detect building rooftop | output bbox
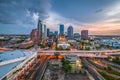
[65,55,80,62]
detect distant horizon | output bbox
[0,33,120,36]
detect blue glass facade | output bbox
[44,24,47,39]
[37,20,42,40]
[59,24,64,35]
[54,31,58,36]
[67,25,73,39]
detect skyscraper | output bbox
[47,28,50,37]
[67,25,73,39]
[59,24,64,35]
[37,20,42,41]
[81,30,88,40]
[30,29,39,43]
[54,31,58,37]
[44,24,47,39]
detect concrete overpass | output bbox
[37,49,120,53]
[37,49,120,58]
[0,57,26,66]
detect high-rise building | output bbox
[81,30,88,40]
[74,33,80,41]
[67,25,73,39]
[47,28,50,37]
[30,29,39,43]
[49,31,54,36]
[54,31,58,37]
[65,32,67,36]
[37,20,42,41]
[44,24,47,39]
[59,24,64,35]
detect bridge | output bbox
[37,49,120,58]
[1,53,37,80]
[0,57,26,66]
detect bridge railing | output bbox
[0,57,26,66]
[1,52,37,80]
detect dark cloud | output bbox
[0,0,51,25]
[95,9,103,13]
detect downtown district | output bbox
[0,20,120,80]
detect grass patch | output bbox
[106,69,120,76]
[99,72,119,80]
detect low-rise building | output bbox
[44,60,64,80]
[57,36,70,50]
[74,33,80,41]
[0,37,9,47]
[19,40,33,49]
[64,55,82,73]
[99,39,120,48]
[81,30,89,40]
[57,41,70,49]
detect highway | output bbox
[23,56,48,80]
[99,59,120,72]
[101,59,120,68]
[83,58,105,80]
[38,49,120,53]
[87,58,120,79]
[14,56,48,80]
[38,52,108,58]
[24,60,40,80]
[32,56,48,80]
[37,49,120,58]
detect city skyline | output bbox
[0,0,120,35]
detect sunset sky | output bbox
[0,0,120,35]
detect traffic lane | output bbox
[32,56,48,80]
[83,59,104,80]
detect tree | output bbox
[61,59,71,74]
[38,43,46,48]
[85,47,90,50]
[56,46,63,50]
[96,46,100,50]
[112,57,120,65]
